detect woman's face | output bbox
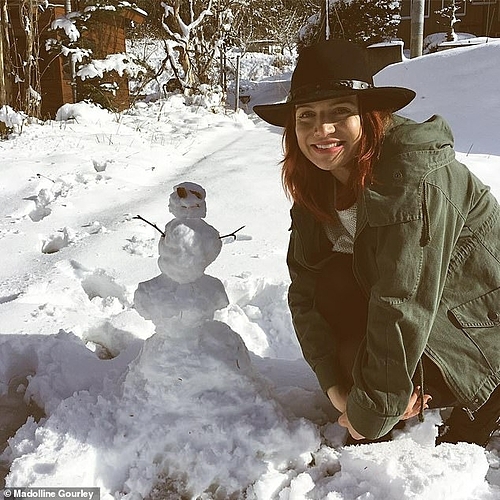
[295,96,362,183]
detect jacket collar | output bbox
[361,115,456,228]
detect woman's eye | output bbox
[296,111,314,120]
[332,107,353,115]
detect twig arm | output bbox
[134,215,166,237]
[219,225,245,241]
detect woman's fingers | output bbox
[338,412,365,440]
[400,387,432,420]
[327,385,348,413]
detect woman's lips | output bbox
[312,141,344,152]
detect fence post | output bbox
[234,54,241,112]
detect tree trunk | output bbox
[0,0,8,108]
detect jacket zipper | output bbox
[463,407,476,422]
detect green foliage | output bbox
[77,78,124,112]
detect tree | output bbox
[435,0,463,42]
[0,0,8,109]
[259,0,316,53]
[46,0,149,111]
[299,0,401,50]
[0,0,42,117]
[161,0,215,89]
[157,0,317,91]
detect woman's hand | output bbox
[338,412,365,440]
[337,386,432,441]
[327,385,348,413]
[400,386,432,420]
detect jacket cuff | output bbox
[314,355,342,393]
[346,394,400,439]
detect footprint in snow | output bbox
[41,228,74,254]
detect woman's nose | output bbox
[314,119,335,136]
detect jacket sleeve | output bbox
[347,179,465,439]
[287,225,345,393]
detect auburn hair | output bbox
[281,106,393,222]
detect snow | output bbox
[0,105,26,128]
[51,13,81,43]
[77,54,147,81]
[1,40,500,499]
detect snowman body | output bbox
[134,182,227,328]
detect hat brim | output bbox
[253,87,416,127]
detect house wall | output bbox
[79,12,130,112]
[5,1,142,118]
[39,5,74,119]
[397,0,500,46]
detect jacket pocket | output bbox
[449,286,500,328]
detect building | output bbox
[398,0,500,46]
[1,0,146,119]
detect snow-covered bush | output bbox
[423,32,476,53]
[0,105,27,138]
[47,0,152,111]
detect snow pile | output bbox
[422,32,477,53]
[118,324,319,499]
[4,323,319,499]
[335,439,490,499]
[375,40,500,155]
[0,105,25,129]
[55,101,115,122]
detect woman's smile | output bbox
[312,141,344,152]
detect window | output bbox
[400,0,431,19]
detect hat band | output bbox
[288,80,373,103]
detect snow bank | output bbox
[375,39,500,155]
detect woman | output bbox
[254,39,500,446]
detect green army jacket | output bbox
[287,114,500,439]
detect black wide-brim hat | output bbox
[253,39,416,127]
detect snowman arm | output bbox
[134,215,166,237]
[219,225,245,241]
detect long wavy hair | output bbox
[282,106,393,222]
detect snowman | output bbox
[134,182,229,328]
[124,183,321,498]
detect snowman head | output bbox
[168,182,207,219]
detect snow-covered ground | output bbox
[1,40,500,499]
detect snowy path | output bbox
[0,111,290,340]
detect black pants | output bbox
[314,252,456,407]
